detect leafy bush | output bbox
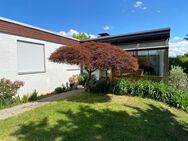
[78,73,88,86]
[87,75,97,92]
[0,98,15,109]
[0,78,24,109]
[87,76,110,93]
[54,87,64,94]
[28,90,38,101]
[113,79,188,112]
[0,78,24,99]
[95,79,110,93]
[169,66,188,90]
[22,95,29,103]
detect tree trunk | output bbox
[105,69,108,81]
[88,71,92,80]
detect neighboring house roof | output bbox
[82,28,170,44]
[0,17,79,46]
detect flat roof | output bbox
[83,28,170,44]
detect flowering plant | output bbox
[68,75,79,87]
[0,78,24,99]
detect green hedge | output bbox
[113,79,188,112]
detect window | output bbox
[17,41,45,74]
[137,50,164,76]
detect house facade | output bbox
[0,17,170,95]
[0,17,80,95]
[84,28,170,78]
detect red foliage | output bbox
[135,56,153,71]
[49,41,138,73]
[49,45,90,66]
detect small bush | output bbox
[95,79,110,93]
[169,66,188,90]
[0,78,24,99]
[0,78,24,109]
[78,73,88,86]
[87,75,97,92]
[54,87,64,94]
[113,79,188,112]
[28,90,38,101]
[22,95,29,103]
[0,98,15,109]
[87,76,110,93]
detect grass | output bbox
[0,92,187,141]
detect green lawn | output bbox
[0,92,188,141]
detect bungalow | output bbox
[84,28,170,79]
[0,17,170,95]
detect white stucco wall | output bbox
[0,32,80,95]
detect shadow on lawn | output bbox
[64,93,112,104]
[11,102,188,141]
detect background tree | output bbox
[49,41,138,81]
[169,52,188,74]
[73,33,91,40]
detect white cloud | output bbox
[169,40,188,57]
[134,1,143,8]
[89,34,97,39]
[59,29,79,37]
[103,25,110,31]
[58,29,97,39]
[172,36,183,41]
[133,1,147,10]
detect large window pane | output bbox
[137,50,164,76]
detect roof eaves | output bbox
[0,16,80,41]
[83,28,170,42]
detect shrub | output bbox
[78,73,88,86]
[87,76,110,93]
[0,98,15,109]
[0,78,24,99]
[28,90,38,101]
[0,78,24,109]
[95,79,110,93]
[169,66,188,90]
[54,87,64,94]
[22,95,29,103]
[113,79,188,112]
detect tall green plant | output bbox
[113,79,188,112]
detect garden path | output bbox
[0,89,84,120]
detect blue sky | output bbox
[0,0,188,56]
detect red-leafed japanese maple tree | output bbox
[49,41,138,80]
